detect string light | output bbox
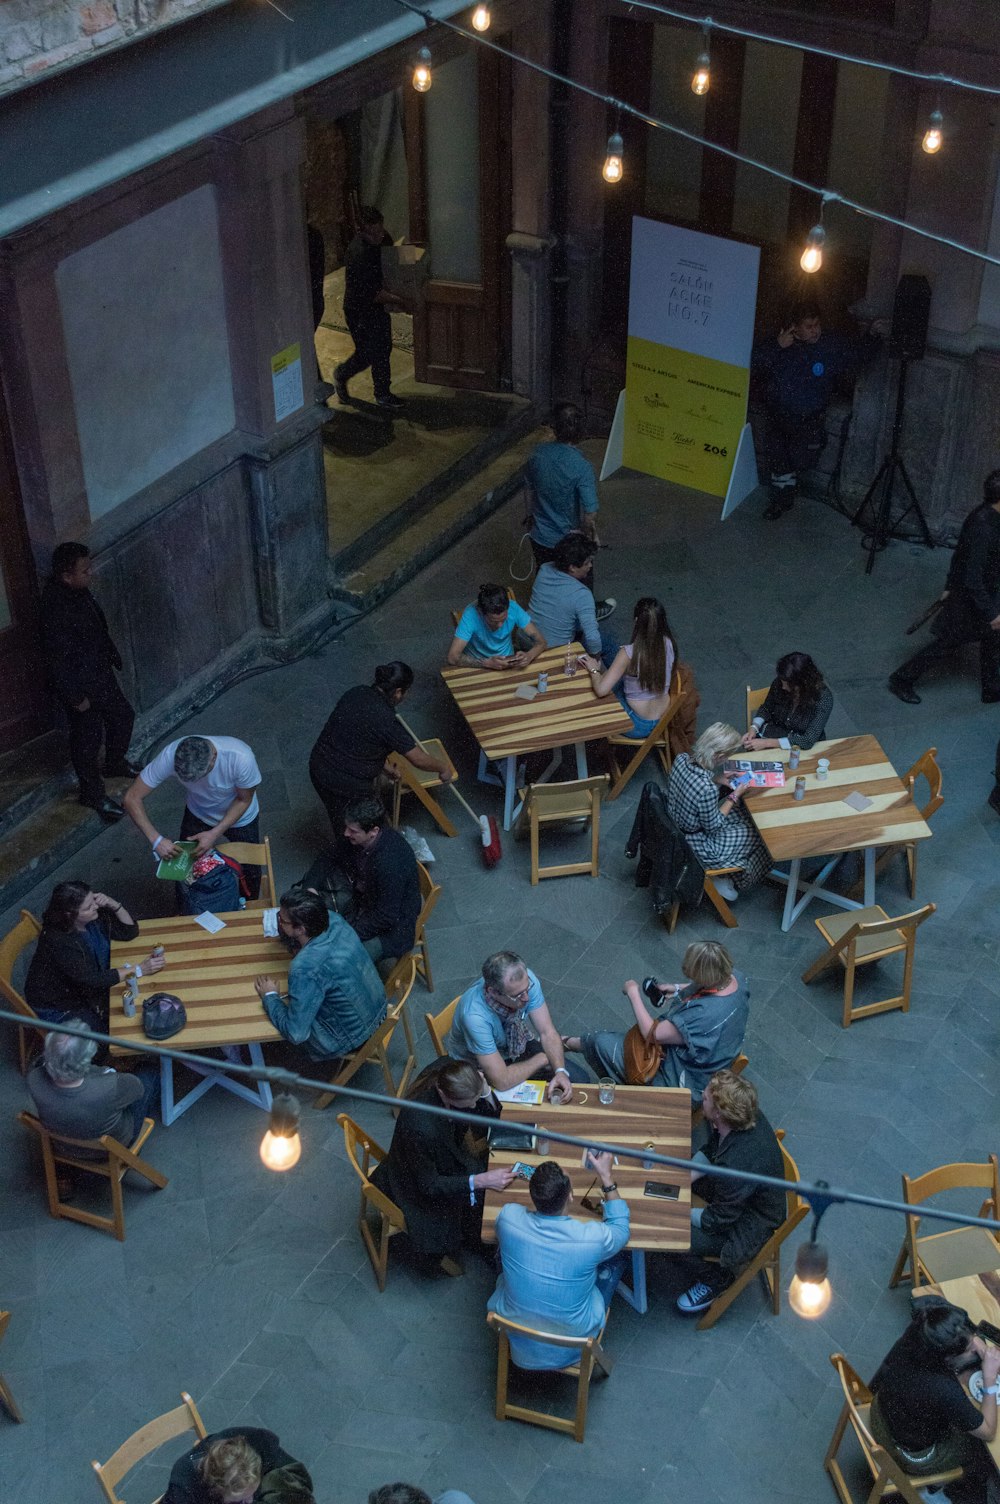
[471,3,491,31]
[790,1240,832,1318]
[691,26,711,95]
[800,224,826,274]
[602,131,624,183]
[922,108,944,154]
[411,45,433,92]
[259,1092,302,1171]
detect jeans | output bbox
[65,677,135,804]
[595,1248,628,1308]
[120,1064,161,1141]
[361,934,399,981]
[336,308,393,399]
[613,687,660,740]
[179,808,261,899]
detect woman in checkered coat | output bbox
[666,722,771,900]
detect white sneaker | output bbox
[713,876,738,901]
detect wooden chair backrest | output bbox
[415,862,442,943]
[904,747,944,824]
[92,1392,207,1504]
[384,955,417,1012]
[487,1310,599,1361]
[903,1153,1000,1225]
[746,685,769,731]
[18,1109,129,1166]
[217,835,276,908]
[0,1310,10,1347]
[609,681,684,751]
[425,996,459,1057]
[0,910,41,1014]
[832,902,936,956]
[522,774,608,820]
[337,1112,405,1226]
[778,1136,810,1223]
[829,1351,877,1450]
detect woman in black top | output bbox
[308,661,452,835]
[25,881,164,1049]
[742,650,832,751]
[162,1427,311,1504]
[869,1301,998,1497]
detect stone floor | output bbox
[2,459,999,1504]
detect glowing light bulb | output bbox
[789,1241,832,1318]
[602,133,624,184]
[412,47,432,93]
[691,53,711,96]
[259,1093,302,1172]
[471,3,491,31]
[800,224,826,274]
[922,109,943,154]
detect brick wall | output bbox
[0,0,230,95]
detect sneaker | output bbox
[713,876,738,901]
[677,1280,716,1314]
[333,372,350,403]
[375,392,405,410]
[888,673,921,705]
[595,597,617,622]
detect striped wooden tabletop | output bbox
[744,735,932,862]
[482,1086,692,1251]
[110,910,287,1053]
[918,1269,1000,1471]
[442,644,632,760]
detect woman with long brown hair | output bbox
[580,595,678,738]
[742,650,832,751]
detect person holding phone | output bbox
[665,722,771,901]
[674,1070,784,1315]
[446,583,546,671]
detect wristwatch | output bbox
[601,1182,617,1196]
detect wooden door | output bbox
[0,406,49,752]
[407,44,510,390]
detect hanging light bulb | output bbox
[800,224,826,274]
[789,1238,832,1319]
[691,51,711,96]
[471,3,491,31]
[260,1092,302,1172]
[412,46,433,93]
[922,109,944,154]
[602,132,624,184]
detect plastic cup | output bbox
[598,1078,615,1105]
[816,758,830,781]
[564,650,578,677]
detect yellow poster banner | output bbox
[622,335,750,499]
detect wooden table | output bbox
[917,1267,1000,1475]
[482,1085,692,1314]
[442,643,632,829]
[111,910,288,1125]
[743,735,932,931]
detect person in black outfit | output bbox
[674,1069,785,1315]
[741,651,833,751]
[371,1057,514,1268]
[306,222,326,333]
[890,469,1000,705]
[990,737,1000,817]
[308,661,452,838]
[38,541,137,819]
[162,1427,312,1504]
[751,299,884,520]
[333,205,404,410]
[340,794,422,977]
[24,881,164,1059]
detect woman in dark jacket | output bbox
[675,1068,785,1315]
[25,881,164,1044]
[371,1057,514,1265]
[742,650,833,751]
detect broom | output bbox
[396,717,503,868]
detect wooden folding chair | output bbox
[413,861,442,990]
[690,1053,749,1129]
[603,673,686,802]
[824,1352,963,1504]
[312,956,418,1110]
[425,995,459,1057]
[217,834,276,908]
[0,909,43,1074]
[17,1111,167,1242]
[388,740,459,838]
[666,864,741,932]
[0,1311,23,1423]
[92,1391,207,1504]
[694,1133,810,1330]
[337,1114,407,1291]
[745,685,769,731]
[515,774,609,883]
[888,1154,1000,1289]
[801,902,935,1028]
[848,748,943,901]
[487,1310,613,1443]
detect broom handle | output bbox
[395,715,483,828]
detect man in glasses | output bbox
[447,949,588,1102]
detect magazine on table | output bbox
[496,1080,548,1104]
[722,759,786,788]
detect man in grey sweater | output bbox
[528,533,617,664]
[27,1031,157,1154]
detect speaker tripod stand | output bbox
[851,354,934,575]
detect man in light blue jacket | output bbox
[487,1152,629,1369]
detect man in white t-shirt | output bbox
[123,735,263,896]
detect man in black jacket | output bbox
[332,205,404,410]
[162,1427,311,1504]
[341,795,422,977]
[39,542,137,819]
[890,469,1000,705]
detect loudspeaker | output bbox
[889,274,931,360]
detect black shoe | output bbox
[888,673,921,705]
[987,788,1000,817]
[375,393,405,410]
[80,796,125,821]
[982,690,1000,704]
[104,761,140,778]
[764,492,795,520]
[333,373,350,403]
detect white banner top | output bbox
[627,218,759,367]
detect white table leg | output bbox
[781,858,801,932]
[616,1249,648,1313]
[502,755,517,830]
[574,741,588,778]
[159,1055,177,1126]
[863,846,875,906]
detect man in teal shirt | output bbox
[446,583,546,671]
[254,890,385,1060]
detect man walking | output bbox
[889,469,1000,705]
[39,542,137,820]
[524,403,615,620]
[333,206,404,410]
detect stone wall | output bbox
[0,0,228,95]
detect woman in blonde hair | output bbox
[562,942,748,1096]
[162,1428,311,1504]
[580,595,678,738]
[665,721,770,899]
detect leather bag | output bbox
[622,1023,663,1084]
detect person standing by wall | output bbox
[333,205,404,410]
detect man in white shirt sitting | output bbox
[123,734,263,896]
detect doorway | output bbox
[0,406,48,754]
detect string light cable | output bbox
[387,0,1000,270]
[8,1007,1000,1250]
